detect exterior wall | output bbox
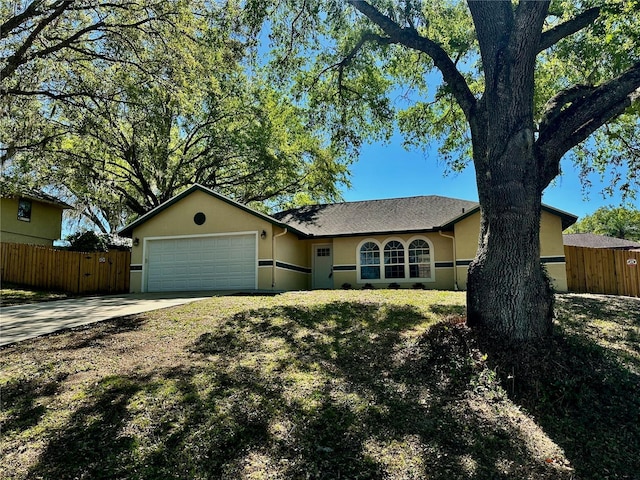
[271,229,310,291]
[129,190,277,292]
[453,213,481,291]
[540,210,569,292]
[330,232,455,290]
[0,197,64,246]
[454,210,569,292]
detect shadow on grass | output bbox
[60,315,147,351]
[16,297,637,479]
[476,294,640,480]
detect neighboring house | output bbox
[119,184,577,293]
[563,233,640,251]
[0,189,71,246]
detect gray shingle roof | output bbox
[563,233,640,249]
[0,182,72,209]
[273,196,479,237]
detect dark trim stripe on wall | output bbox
[275,261,312,274]
[435,262,454,268]
[455,257,566,267]
[333,265,356,271]
[130,265,143,271]
[258,260,273,267]
[541,256,566,264]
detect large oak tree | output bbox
[1,1,348,232]
[257,0,640,341]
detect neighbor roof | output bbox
[563,233,640,250]
[0,183,72,209]
[272,196,479,237]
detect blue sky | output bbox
[339,135,639,221]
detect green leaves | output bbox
[565,205,640,240]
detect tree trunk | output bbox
[466,130,554,341]
[466,197,554,341]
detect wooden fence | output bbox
[0,242,130,294]
[564,245,640,298]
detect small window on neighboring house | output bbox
[317,247,331,257]
[360,241,381,279]
[17,198,32,222]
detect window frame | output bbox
[17,198,32,222]
[358,240,381,280]
[356,236,435,284]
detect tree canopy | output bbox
[566,206,640,240]
[247,0,640,339]
[2,0,639,340]
[1,0,348,232]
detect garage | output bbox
[145,234,257,292]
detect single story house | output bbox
[563,233,640,251]
[0,187,71,246]
[119,184,577,293]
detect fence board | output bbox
[565,245,640,298]
[0,243,130,294]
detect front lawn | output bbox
[0,283,70,306]
[1,290,638,479]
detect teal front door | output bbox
[313,244,333,289]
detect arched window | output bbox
[356,237,435,283]
[409,239,431,278]
[384,240,405,279]
[359,241,380,279]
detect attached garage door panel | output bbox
[146,235,256,292]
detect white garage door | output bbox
[145,234,256,292]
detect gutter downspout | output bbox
[439,230,458,290]
[272,227,288,288]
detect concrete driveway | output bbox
[0,292,212,347]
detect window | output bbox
[359,241,380,279]
[317,247,331,257]
[17,198,32,222]
[409,239,431,278]
[357,237,434,283]
[384,241,405,278]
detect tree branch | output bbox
[538,6,600,53]
[537,62,640,188]
[0,0,44,39]
[346,0,476,122]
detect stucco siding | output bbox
[331,233,455,289]
[453,210,569,292]
[272,230,310,291]
[0,197,64,245]
[129,190,276,292]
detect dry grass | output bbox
[1,290,638,479]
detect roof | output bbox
[273,196,479,237]
[118,184,578,239]
[563,233,640,250]
[0,183,72,209]
[118,184,304,238]
[439,203,578,231]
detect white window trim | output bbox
[356,236,435,284]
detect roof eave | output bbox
[117,184,308,238]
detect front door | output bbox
[313,244,333,289]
